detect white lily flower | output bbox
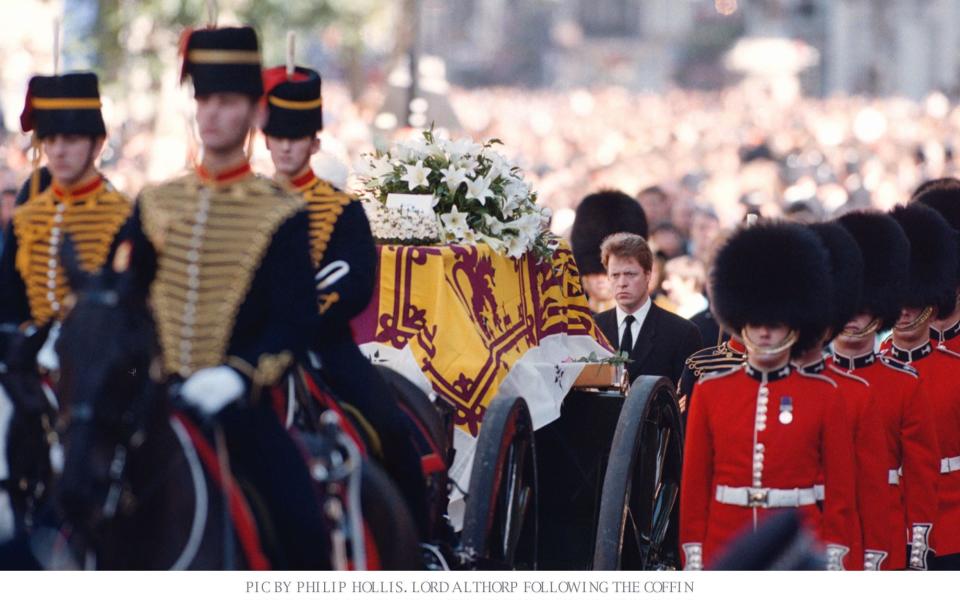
[465,175,495,205]
[440,205,469,236]
[401,160,432,191]
[440,165,470,193]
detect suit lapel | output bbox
[630,303,658,367]
[597,310,619,350]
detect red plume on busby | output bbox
[836,211,910,330]
[889,203,959,317]
[912,177,960,282]
[570,190,648,275]
[808,221,864,340]
[710,220,832,357]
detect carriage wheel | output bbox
[360,458,422,570]
[460,396,538,569]
[592,375,683,570]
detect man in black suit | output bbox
[594,233,702,387]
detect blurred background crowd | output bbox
[5,0,960,327]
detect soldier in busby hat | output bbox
[912,177,960,353]
[570,190,648,313]
[830,210,940,570]
[881,203,960,570]
[0,72,130,363]
[260,63,428,533]
[680,221,856,570]
[790,222,889,570]
[119,25,330,568]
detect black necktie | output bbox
[620,314,635,353]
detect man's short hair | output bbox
[664,256,706,291]
[600,232,653,272]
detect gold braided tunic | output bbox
[289,170,352,269]
[137,166,305,382]
[11,174,131,325]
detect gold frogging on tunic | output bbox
[298,178,352,269]
[12,181,131,325]
[138,174,303,382]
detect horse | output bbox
[0,323,57,545]
[50,237,421,570]
[47,242,251,569]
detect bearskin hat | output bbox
[711,221,832,357]
[808,221,864,340]
[889,203,958,317]
[570,190,648,275]
[836,211,910,330]
[913,177,960,281]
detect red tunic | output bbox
[828,350,940,569]
[930,319,960,355]
[680,363,856,569]
[800,359,889,570]
[885,341,960,557]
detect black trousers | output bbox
[314,337,428,537]
[930,551,960,570]
[219,402,331,569]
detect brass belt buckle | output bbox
[748,487,770,508]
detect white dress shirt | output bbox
[616,297,652,352]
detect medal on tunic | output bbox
[778,396,794,425]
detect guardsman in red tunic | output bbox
[0,73,131,337]
[830,210,941,570]
[883,203,960,570]
[912,179,960,356]
[680,222,856,570]
[791,222,888,571]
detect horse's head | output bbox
[54,234,157,530]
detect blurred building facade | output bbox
[418,0,960,99]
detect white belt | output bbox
[715,485,818,508]
[814,484,824,501]
[889,469,901,485]
[942,456,960,474]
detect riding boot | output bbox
[218,402,331,569]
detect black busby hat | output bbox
[261,66,323,138]
[180,26,263,98]
[20,72,106,139]
[711,221,832,357]
[571,190,649,275]
[808,222,864,340]
[889,203,958,317]
[836,211,910,330]
[912,178,960,281]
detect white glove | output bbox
[36,321,61,372]
[315,260,350,291]
[180,366,246,416]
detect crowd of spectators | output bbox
[4,79,960,319]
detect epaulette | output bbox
[826,364,869,387]
[796,368,838,388]
[935,344,960,361]
[697,364,742,384]
[685,343,745,378]
[879,355,919,378]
